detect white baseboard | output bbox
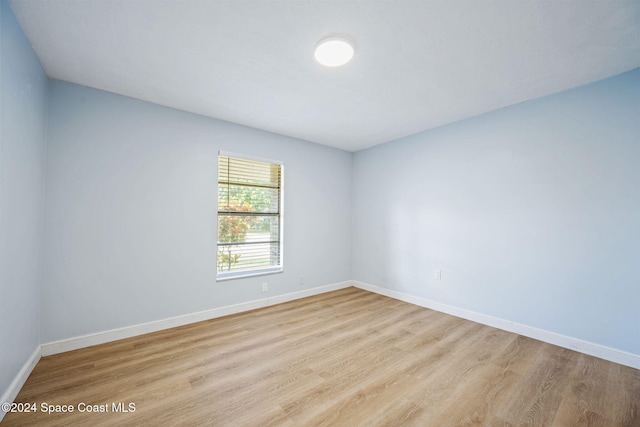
[0,346,41,423]
[41,281,353,357]
[353,281,640,370]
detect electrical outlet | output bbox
[262,282,268,292]
[299,276,304,285]
[435,270,442,280]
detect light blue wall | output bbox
[0,0,48,397]
[42,80,352,342]
[353,69,640,355]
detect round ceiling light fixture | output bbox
[314,36,354,67]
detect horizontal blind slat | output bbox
[219,156,281,188]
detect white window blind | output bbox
[217,153,283,279]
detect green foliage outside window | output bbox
[217,200,252,272]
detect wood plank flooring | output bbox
[2,287,639,426]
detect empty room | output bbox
[1,0,639,425]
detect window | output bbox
[217,152,283,279]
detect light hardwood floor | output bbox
[2,287,639,426]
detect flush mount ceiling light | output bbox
[314,36,354,67]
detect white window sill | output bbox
[216,268,283,282]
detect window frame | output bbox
[216,151,284,281]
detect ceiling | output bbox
[8,0,640,152]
